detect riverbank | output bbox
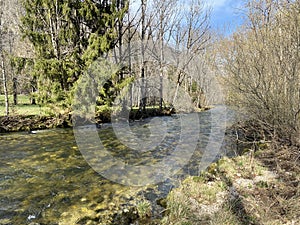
[160,143,300,225]
[0,107,175,133]
[0,114,72,133]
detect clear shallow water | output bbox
[0,107,233,224]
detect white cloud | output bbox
[209,0,228,9]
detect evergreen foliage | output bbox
[20,0,128,111]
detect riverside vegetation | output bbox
[0,0,299,224]
[161,134,300,225]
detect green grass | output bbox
[0,94,49,117]
[0,94,31,105]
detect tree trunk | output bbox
[31,77,36,105]
[13,77,17,105]
[0,0,9,115]
[172,82,180,109]
[1,55,9,116]
[117,0,124,80]
[159,12,164,111]
[159,75,163,111]
[140,0,146,111]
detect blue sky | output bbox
[129,0,246,35]
[209,0,245,34]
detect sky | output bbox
[129,0,246,35]
[209,0,245,34]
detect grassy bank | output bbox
[161,144,300,225]
[0,94,69,132]
[0,95,174,132]
[0,94,49,117]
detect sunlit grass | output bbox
[0,95,49,116]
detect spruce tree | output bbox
[20,0,127,110]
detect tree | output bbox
[0,0,9,116]
[169,0,211,108]
[0,0,36,107]
[221,0,300,145]
[20,0,127,111]
[152,0,179,110]
[125,0,211,110]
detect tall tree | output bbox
[1,0,22,106]
[152,0,179,110]
[122,0,211,110]
[170,0,211,108]
[139,0,146,110]
[0,0,9,116]
[20,0,126,109]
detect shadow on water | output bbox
[0,106,235,224]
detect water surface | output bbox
[0,107,233,224]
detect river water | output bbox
[0,106,234,225]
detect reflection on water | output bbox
[0,107,233,224]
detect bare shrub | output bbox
[220,0,300,146]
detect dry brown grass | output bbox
[161,144,300,225]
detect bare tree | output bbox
[139,0,147,110]
[170,0,211,108]
[115,0,211,111]
[0,0,9,116]
[221,0,300,145]
[151,0,179,110]
[0,0,33,110]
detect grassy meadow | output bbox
[0,95,49,117]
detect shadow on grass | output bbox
[218,173,261,225]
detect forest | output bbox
[0,0,213,115]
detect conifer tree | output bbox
[20,0,127,108]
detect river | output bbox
[0,106,235,225]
